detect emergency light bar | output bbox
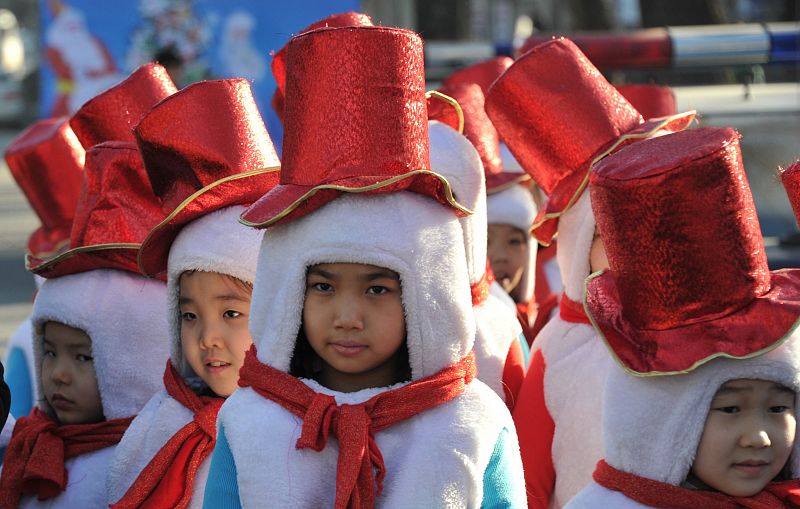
[518,22,799,69]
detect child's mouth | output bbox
[330,341,368,357]
[50,393,74,410]
[732,460,769,477]
[205,360,231,374]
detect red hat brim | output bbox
[485,172,531,195]
[241,170,471,228]
[531,111,696,246]
[137,167,281,277]
[27,224,72,260]
[26,244,145,279]
[586,268,800,376]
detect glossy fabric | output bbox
[617,84,677,120]
[587,127,800,374]
[133,79,280,276]
[242,26,463,228]
[4,118,85,258]
[780,160,800,224]
[69,63,176,149]
[27,142,165,277]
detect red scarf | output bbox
[471,262,495,306]
[0,407,131,508]
[559,295,592,325]
[237,345,476,509]
[594,459,800,509]
[111,361,224,509]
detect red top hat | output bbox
[70,63,177,149]
[5,118,85,259]
[26,141,166,278]
[271,12,373,123]
[135,79,281,277]
[617,84,677,120]
[242,26,469,228]
[485,38,695,246]
[586,127,800,376]
[442,56,513,95]
[780,161,800,225]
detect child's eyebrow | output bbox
[364,270,399,282]
[213,293,250,303]
[714,386,750,395]
[308,267,335,279]
[178,296,193,305]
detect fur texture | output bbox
[556,191,595,302]
[30,269,169,420]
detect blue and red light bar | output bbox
[518,22,799,69]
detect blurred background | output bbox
[0,0,798,353]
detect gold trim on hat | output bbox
[240,168,474,229]
[485,173,532,196]
[26,243,142,273]
[426,90,465,134]
[27,237,72,261]
[582,269,799,377]
[137,166,281,275]
[530,110,698,247]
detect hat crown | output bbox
[70,63,177,148]
[486,38,643,196]
[780,160,800,226]
[592,127,769,330]
[280,26,430,187]
[5,118,84,233]
[617,84,677,120]
[135,79,280,212]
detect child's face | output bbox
[689,378,796,496]
[40,321,104,424]
[179,271,253,397]
[487,223,528,300]
[303,263,406,392]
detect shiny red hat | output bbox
[781,161,800,227]
[617,84,677,120]
[70,63,177,148]
[271,12,373,122]
[442,56,513,95]
[26,141,165,278]
[586,127,800,376]
[135,79,281,277]
[485,38,695,246]
[5,118,85,259]
[242,26,468,228]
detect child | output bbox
[204,25,525,508]
[3,118,85,420]
[0,137,170,509]
[428,84,527,409]
[484,38,695,508]
[567,126,800,506]
[106,78,280,509]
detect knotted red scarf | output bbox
[471,260,496,306]
[111,361,224,509]
[559,295,591,325]
[237,345,477,509]
[594,459,800,509]
[0,407,131,508]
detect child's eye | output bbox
[509,238,525,246]
[716,406,740,414]
[76,354,93,363]
[769,405,791,413]
[181,312,197,321]
[367,286,389,295]
[311,282,333,292]
[43,349,56,358]
[223,310,242,319]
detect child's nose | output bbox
[51,359,72,385]
[198,321,225,349]
[333,298,364,331]
[739,424,772,449]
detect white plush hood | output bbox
[487,184,538,304]
[249,192,475,381]
[556,190,596,302]
[603,331,800,485]
[30,269,169,420]
[166,205,264,380]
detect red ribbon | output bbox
[0,408,131,508]
[111,361,223,509]
[238,345,476,509]
[594,459,800,509]
[471,261,496,306]
[559,295,591,325]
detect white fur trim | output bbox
[31,270,169,420]
[166,205,263,379]
[106,390,209,508]
[603,330,800,485]
[18,446,116,508]
[487,185,539,304]
[556,190,595,302]
[473,295,524,401]
[490,280,516,310]
[219,378,517,507]
[250,192,475,380]
[564,481,651,509]
[536,316,613,507]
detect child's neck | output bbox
[318,353,408,393]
